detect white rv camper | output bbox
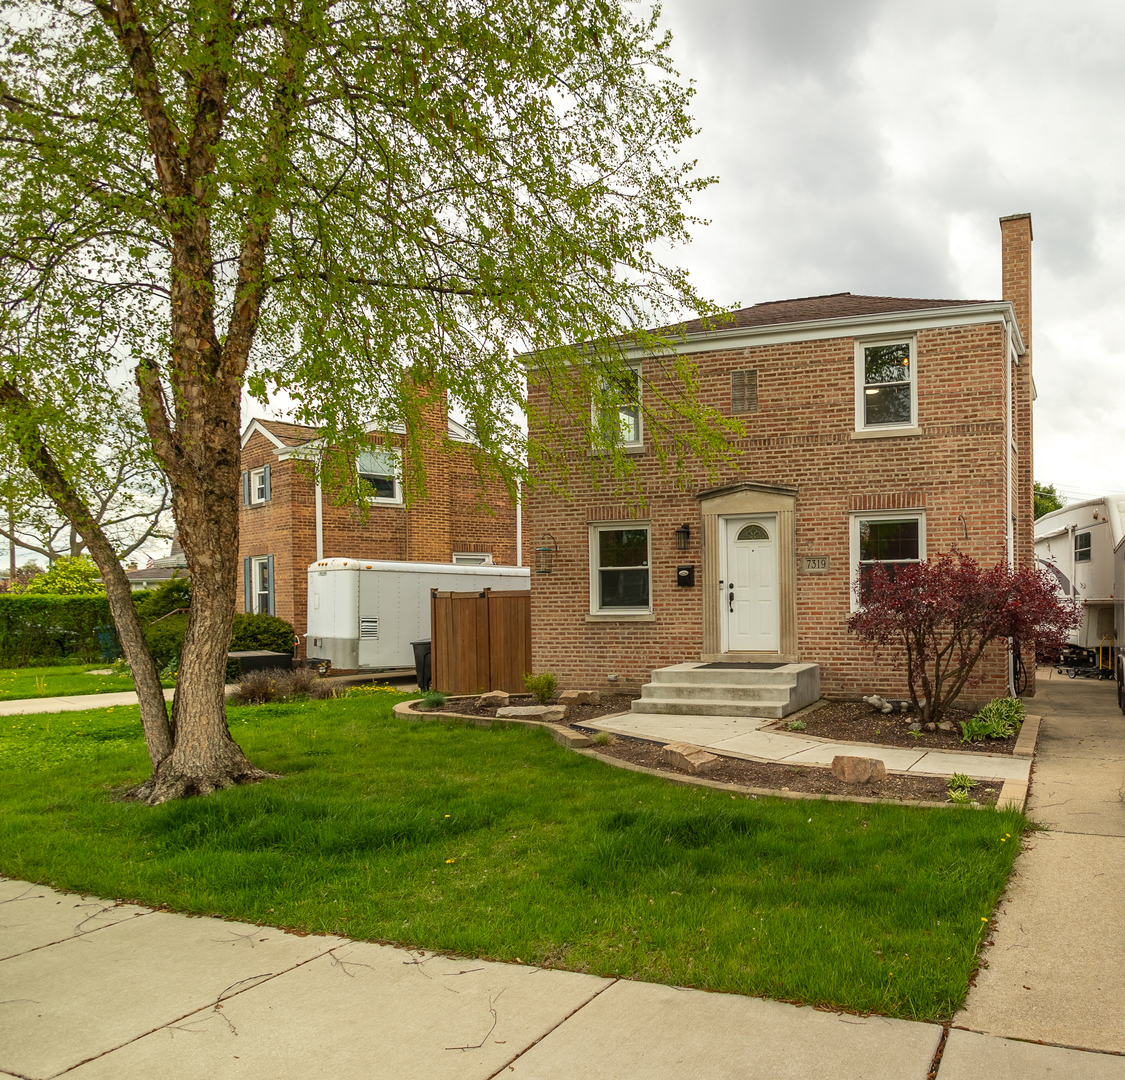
[1034,496,1125,677]
[305,558,531,672]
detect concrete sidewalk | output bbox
[584,708,1033,784]
[0,688,176,717]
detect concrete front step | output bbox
[632,661,820,720]
[640,681,790,703]
[632,697,791,719]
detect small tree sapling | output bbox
[847,551,1081,726]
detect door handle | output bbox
[728,590,734,613]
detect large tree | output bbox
[0,0,735,801]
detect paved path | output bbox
[0,687,177,717]
[955,672,1125,1058]
[584,708,1032,783]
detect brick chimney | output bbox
[403,382,452,564]
[1000,212,1034,572]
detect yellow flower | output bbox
[444,814,450,818]
[445,858,455,864]
[981,917,988,922]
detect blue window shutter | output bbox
[266,555,274,615]
[243,557,252,613]
[263,464,271,501]
[242,471,250,506]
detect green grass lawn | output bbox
[0,691,1026,1021]
[0,664,175,701]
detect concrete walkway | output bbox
[584,708,1033,784]
[0,687,177,717]
[955,673,1125,1059]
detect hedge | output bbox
[0,594,115,666]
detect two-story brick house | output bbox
[238,412,522,657]
[525,214,1036,709]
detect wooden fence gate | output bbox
[430,588,532,695]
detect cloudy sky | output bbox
[656,0,1125,503]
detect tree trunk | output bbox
[127,396,276,805]
[0,381,174,766]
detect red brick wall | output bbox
[237,430,519,657]
[526,318,1026,703]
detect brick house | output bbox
[525,213,1036,710]
[238,413,522,657]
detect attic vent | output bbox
[731,370,758,413]
[360,618,379,639]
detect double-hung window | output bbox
[244,554,274,615]
[243,465,270,506]
[1075,531,1092,562]
[590,524,651,613]
[593,365,642,449]
[856,339,916,429]
[356,448,403,504]
[850,512,924,606]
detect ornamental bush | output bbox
[230,613,296,654]
[847,551,1082,726]
[0,593,113,665]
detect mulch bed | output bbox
[581,732,1001,806]
[425,692,641,725]
[777,700,1020,756]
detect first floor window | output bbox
[851,513,924,605]
[356,448,402,503]
[591,524,650,612]
[244,554,274,615]
[453,553,493,565]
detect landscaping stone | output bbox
[496,705,568,723]
[924,723,937,732]
[908,722,922,732]
[550,725,592,748]
[938,721,955,732]
[559,689,601,706]
[661,741,721,774]
[478,690,510,708]
[831,755,888,784]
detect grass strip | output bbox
[0,664,174,701]
[0,692,1026,1021]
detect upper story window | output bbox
[356,448,403,504]
[243,465,270,506]
[1075,531,1092,562]
[593,365,642,448]
[856,339,916,430]
[590,524,651,612]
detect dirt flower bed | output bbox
[776,700,1020,755]
[583,733,1002,806]
[423,692,640,725]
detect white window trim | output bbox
[590,364,643,450]
[357,446,404,505]
[589,521,652,615]
[854,335,917,432]
[452,552,493,565]
[848,510,926,611]
[251,555,272,615]
[250,467,267,505]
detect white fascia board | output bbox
[616,303,1026,360]
[240,419,287,450]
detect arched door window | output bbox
[736,523,769,541]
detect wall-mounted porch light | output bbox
[674,523,691,550]
[535,533,558,574]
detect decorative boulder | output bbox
[830,755,888,784]
[559,689,601,706]
[662,741,721,775]
[496,705,568,723]
[479,690,510,708]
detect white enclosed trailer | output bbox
[1034,496,1125,674]
[305,558,531,672]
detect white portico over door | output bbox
[722,516,779,653]
[697,481,798,662]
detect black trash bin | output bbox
[410,639,432,691]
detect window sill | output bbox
[850,425,921,441]
[585,612,656,623]
[587,444,646,457]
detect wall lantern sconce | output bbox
[674,523,691,550]
[535,534,558,575]
[956,514,969,540]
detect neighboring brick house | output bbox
[525,213,1036,707]
[238,414,521,657]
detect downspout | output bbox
[315,477,324,562]
[1005,321,1016,695]
[516,486,523,567]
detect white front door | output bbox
[722,515,779,652]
